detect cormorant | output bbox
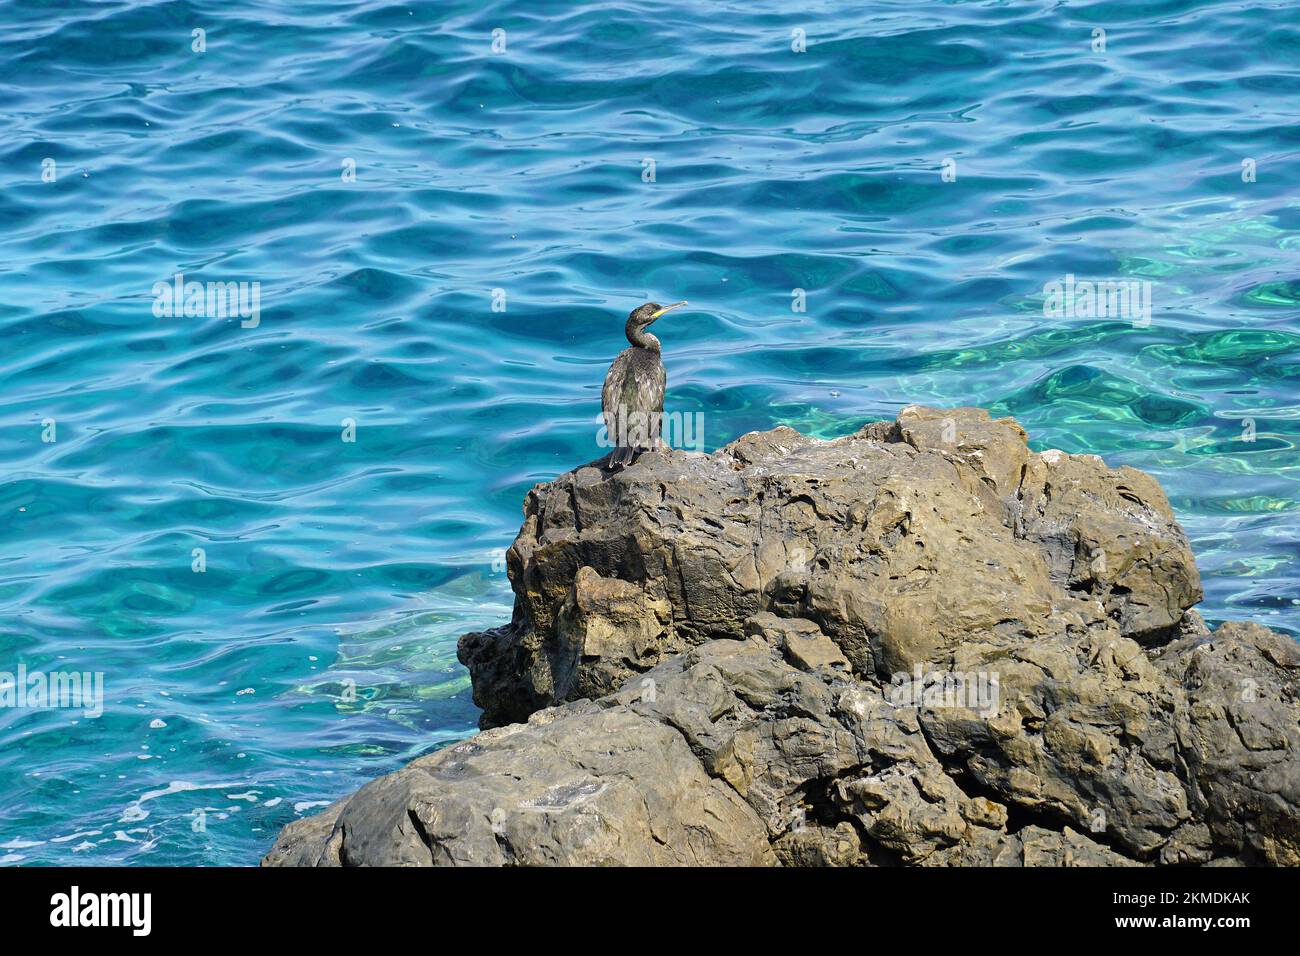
[602,300,688,468]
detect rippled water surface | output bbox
[1,0,1297,865]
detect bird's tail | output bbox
[608,446,637,469]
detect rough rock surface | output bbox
[266,407,1298,867]
[460,405,1201,724]
[264,697,771,866]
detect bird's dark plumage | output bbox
[602,301,686,469]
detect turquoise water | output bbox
[1,0,1297,865]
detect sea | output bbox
[0,0,1296,864]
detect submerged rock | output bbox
[266,407,1298,867]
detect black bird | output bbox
[602,300,688,468]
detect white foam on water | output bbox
[0,837,44,850]
[120,779,256,823]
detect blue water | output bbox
[1,0,1297,866]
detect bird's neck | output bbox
[626,324,661,352]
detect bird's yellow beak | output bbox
[650,301,688,319]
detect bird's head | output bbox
[627,300,687,331]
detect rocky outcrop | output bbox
[264,697,771,866]
[265,407,1299,867]
[459,405,1201,725]
[1154,621,1300,865]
